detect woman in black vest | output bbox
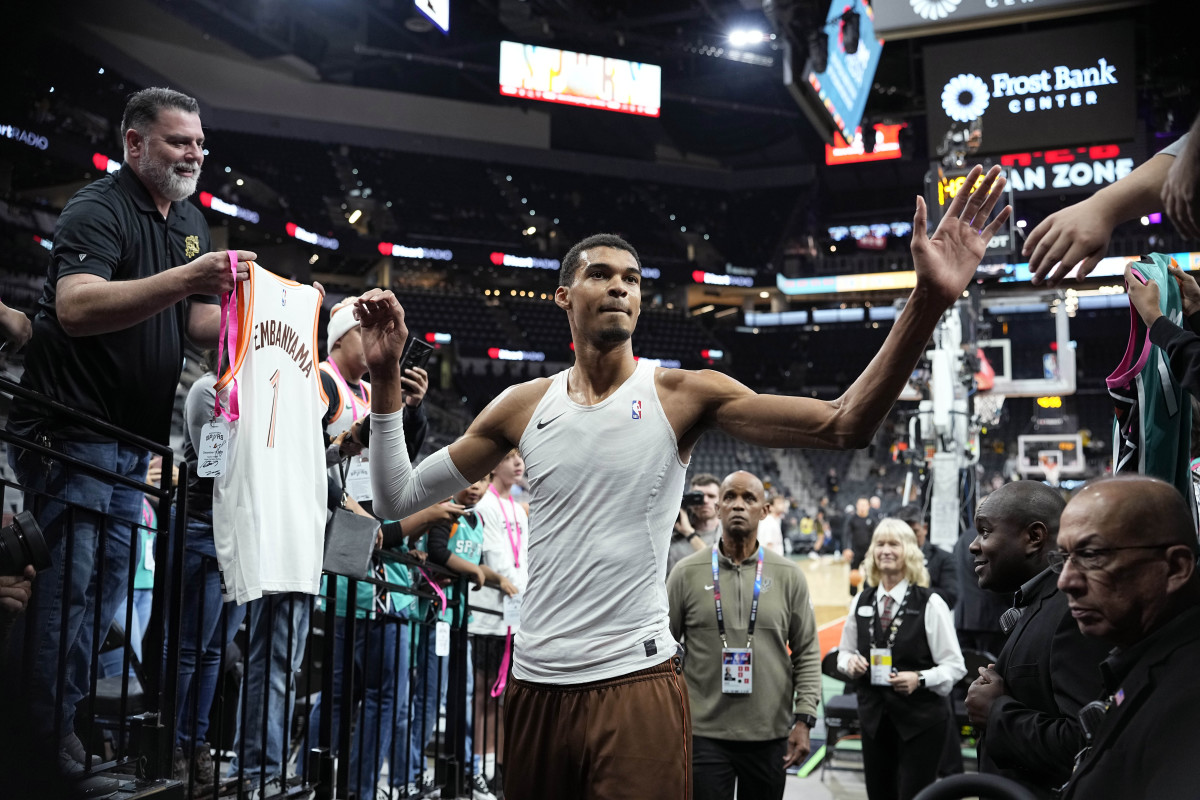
[836,519,966,800]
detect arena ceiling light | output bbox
[348,209,362,224]
[729,29,767,47]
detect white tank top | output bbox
[515,358,687,683]
[213,263,328,603]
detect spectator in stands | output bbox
[756,493,787,555]
[668,471,820,800]
[894,505,958,609]
[4,86,251,788]
[422,476,518,800]
[826,467,840,499]
[837,520,966,800]
[843,497,877,596]
[964,481,1108,799]
[171,351,248,790]
[669,473,723,574]
[1026,112,1199,285]
[360,169,1009,797]
[468,450,529,793]
[1056,476,1200,798]
[303,297,431,797]
[0,299,31,351]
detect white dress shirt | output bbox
[836,578,966,696]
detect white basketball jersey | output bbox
[319,362,373,502]
[213,263,328,604]
[514,359,688,683]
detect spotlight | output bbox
[840,9,860,55]
[348,209,363,224]
[729,29,765,48]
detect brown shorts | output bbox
[503,655,692,800]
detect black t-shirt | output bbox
[8,167,214,444]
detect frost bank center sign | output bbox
[923,22,1135,154]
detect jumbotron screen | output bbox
[923,21,1135,154]
[499,40,662,118]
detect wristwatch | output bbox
[795,713,817,729]
[918,674,927,689]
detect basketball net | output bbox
[974,392,1006,427]
[1039,451,1062,488]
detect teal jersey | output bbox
[133,498,156,591]
[1109,253,1193,501]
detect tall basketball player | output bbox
[357,166,1012,799]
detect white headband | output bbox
[326,302,359,353]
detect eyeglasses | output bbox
[1047,544,1175,574]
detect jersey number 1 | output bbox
[267,369,280,448]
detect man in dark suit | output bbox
[895,505,958,608]
[963,481,1109,799]
[1057,477,1200,799]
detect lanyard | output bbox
[711,542,764,649]
[869,585,911,650]
[213,251,241,422]
[325,357,368,421]
[489,485,522,568]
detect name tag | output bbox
[721,648,753,694]
[857,604,875,618]
[434,621,450,657]
[870,647,894,686]
[503,594,522,630]
[197,420,230,478]
[344,454,373,502]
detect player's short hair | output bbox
[120,87,200,158]
[559,233,641,287]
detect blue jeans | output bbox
[230,593,312,783]
[9,438,149,740]
[307,615,404,797]
[174,512,247,750]
[97,587,153,678]
[408,624,449,781]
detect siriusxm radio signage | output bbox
[923,22,1134,155]
[873,0,1148,40]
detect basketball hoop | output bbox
[1039,450,1062,487]
[975,393,1006,427]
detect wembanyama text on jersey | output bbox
[213,263,328,604]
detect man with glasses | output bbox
[963,481,1108,798]
[1056,476,1200,799]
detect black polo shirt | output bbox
[8,166,215,445]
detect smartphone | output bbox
[401,337,435,373]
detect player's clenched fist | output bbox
[354,289,409,376]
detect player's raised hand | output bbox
[911,165,1011,307]
[354,289,408,376]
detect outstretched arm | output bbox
[677,165,1009,451]
[1025,147,1178,286]
[355,289,545,518]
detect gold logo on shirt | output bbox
[185,235,200,260]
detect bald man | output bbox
[668,471,821,800]
[1057,477,1200,799]
[963,482,1109,798]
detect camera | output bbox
[0,510,51,576]
[681,491,706,509]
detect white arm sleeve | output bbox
[369,409,470,520]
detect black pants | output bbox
[861,715,945,800]
[692,735,788,800]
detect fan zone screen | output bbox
[499,40,662,118]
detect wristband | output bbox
[687,532,702,541]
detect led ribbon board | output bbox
[499,40,662,118]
